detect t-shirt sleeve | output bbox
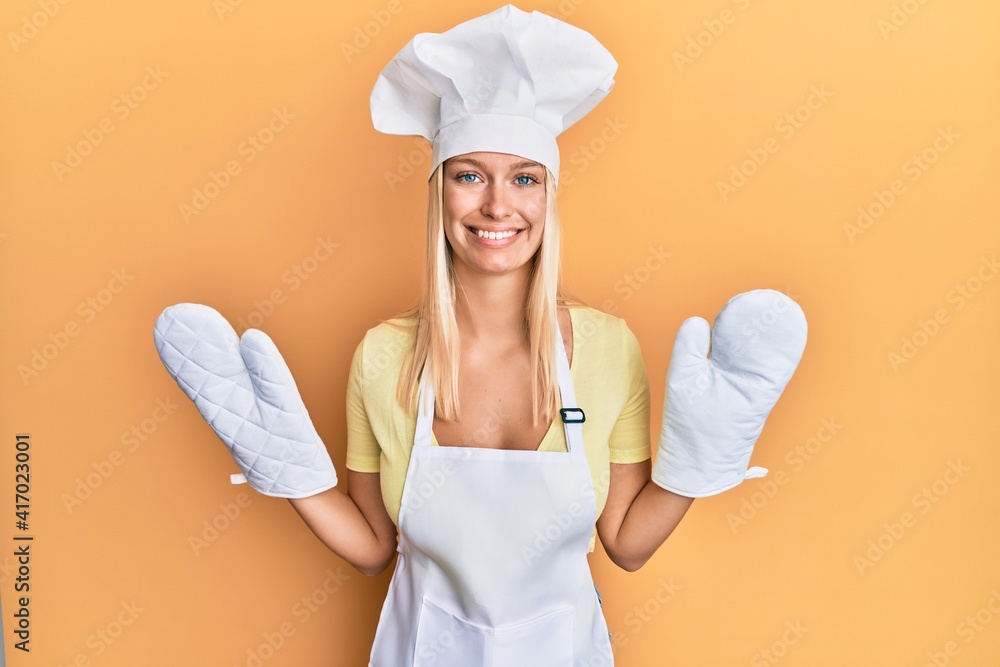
[345,335,381,473]
[608,320,652,464]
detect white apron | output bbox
[368,319,614,666]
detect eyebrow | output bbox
[448,157,543,171]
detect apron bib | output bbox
[368,318,614,666]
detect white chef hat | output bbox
[369,4,617,186]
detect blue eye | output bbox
[455,172,539,186]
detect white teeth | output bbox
[474,228,520,240]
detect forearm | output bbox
[609,481,694,572]
[288,487,395,577]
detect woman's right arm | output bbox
[287,469,398,577]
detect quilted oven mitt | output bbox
[652,290,807,498]
[153,303,338,498]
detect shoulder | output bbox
[569,305,633,345]
[364,312,418,349]
[569,306,646,375]
[570,304,621,325]
[351,313,417,386]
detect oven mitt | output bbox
[652,289,807,498]
[153,303,338,498]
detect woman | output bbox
[152,5,806,665]
[292,8,693,662]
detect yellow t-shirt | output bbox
[345,305,652,553]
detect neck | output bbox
[453,262,532,347]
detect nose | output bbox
[481,181,513,220]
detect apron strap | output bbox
[414,362,435,451]
[553,316,585,458]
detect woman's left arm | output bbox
[596,319,694,572]
[596,459,694,572]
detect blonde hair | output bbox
[384,163,590,427]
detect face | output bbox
[441,151,547,277]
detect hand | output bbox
[153,303,338,498]
[652,289,807,498]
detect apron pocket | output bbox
[492,605,575,667]
[413,594,489,666]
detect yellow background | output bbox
[2,0,998,665]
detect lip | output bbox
[465,225,524,247]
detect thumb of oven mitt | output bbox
[153,303,338,498]
[652,289,807,498]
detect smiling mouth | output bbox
[465,226,524,240]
